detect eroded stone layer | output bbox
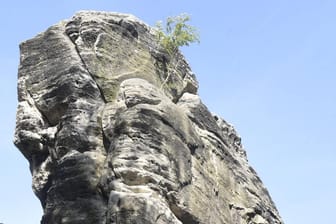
[14,11,283,224]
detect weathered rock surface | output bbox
[14,11,283,224]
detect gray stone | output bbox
[14,11,283,224]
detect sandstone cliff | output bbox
[14,11,283,224]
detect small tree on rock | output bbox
[155,14,200,88]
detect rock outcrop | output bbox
[14,11,283,224]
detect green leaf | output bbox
[155,13,200,56]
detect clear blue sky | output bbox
[1,1,335,223]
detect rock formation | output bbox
[14,11,283,224]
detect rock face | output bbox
[14,11,283,224]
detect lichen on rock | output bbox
[14,11,283,224]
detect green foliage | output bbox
[155,14,200,56]
[155,14,200,89]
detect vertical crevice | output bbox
[73,44,107,103]
[64,20,107,104]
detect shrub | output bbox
[155,14,200,56]
[155,14,199,88]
